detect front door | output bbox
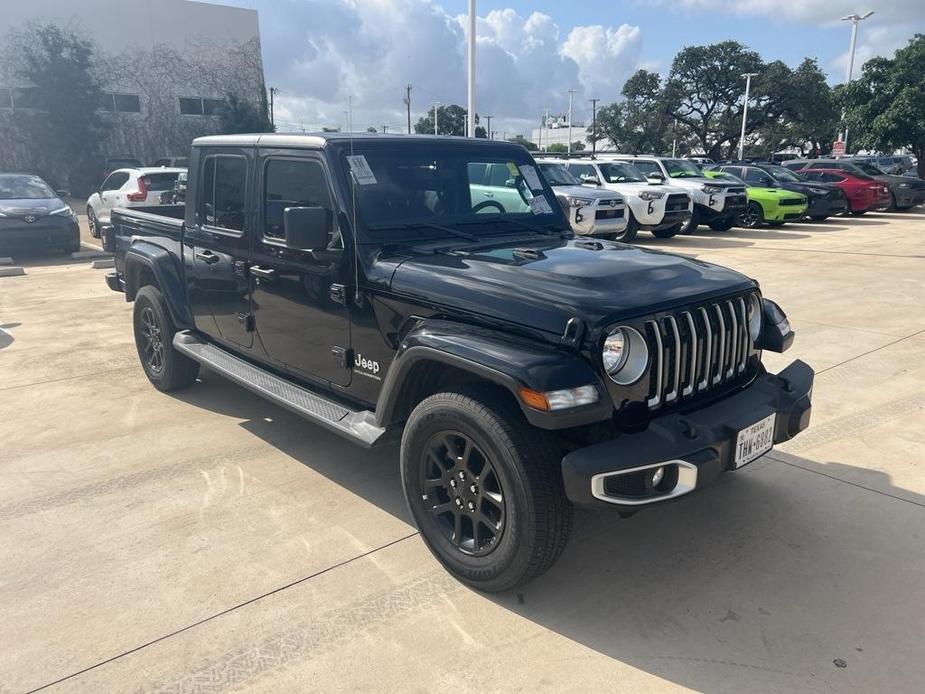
[185,150,253,348]
[249,151,351,386]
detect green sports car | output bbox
[704,170,808,228]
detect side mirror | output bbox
[758,177,771,187]
[504,178,518,188]
[646,173,665,183]
[56,189,70,198]
[284,206,331,250]
[579,174,600,185]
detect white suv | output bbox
[605,156,747,233]
[545,159,692,239]
[86,167,186,238]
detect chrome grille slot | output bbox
[642,293,756,410]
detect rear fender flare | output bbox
[123,243,193,329]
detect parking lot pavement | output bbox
[1,212,924,693]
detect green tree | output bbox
[8,22,105,186]
[842,34,925,176]
[414,104,485,137]
[216,92,273,134]
[662,41,765,160]
[507,134,538,151]
[545,141,584,153]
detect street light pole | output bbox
[840,11,874,151]
[433,102,439,135]
[567,89,575,155]
[588,98,598,155]
[738,73,758,162]
[467,0,476,138]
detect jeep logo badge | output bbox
[354,353,381,379]
[23,215,36,223]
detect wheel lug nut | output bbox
[454,498,462,507]
[467,501,475,511]
[449,479,456,488]
[469,484,477,493]
[458,471,465,480]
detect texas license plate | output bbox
[734,414,776,468]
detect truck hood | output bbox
[388,238,754,336]
[551,184,624,202]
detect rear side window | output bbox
[101,172,129,191]
[142,172,180,191]
[744,168,770,185]
[200,156,247,232]
[263,158,332,241]
[723,166,744,178]
[568,163,596,179]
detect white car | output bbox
[603,155,747,233]
[531,161,629,239]
[542,159,692,239]
[86,167,186,238]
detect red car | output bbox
[799,169,891,216]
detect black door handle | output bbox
[195,250,219,264]
[250,265,276,279]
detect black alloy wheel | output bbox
[139,305,164,376]
[738,202,764,228]
[419,431,505,556]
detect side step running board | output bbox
[173,331,387,448]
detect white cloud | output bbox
[243,1,646,136]
[651,0,923,24]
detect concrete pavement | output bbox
[1,211,924,693]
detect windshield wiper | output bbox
[368,220,478,242]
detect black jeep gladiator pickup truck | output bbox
[106,134,813,591]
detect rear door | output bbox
[98,171,130,222]
[249,150,352,386]
[185,149,253,348]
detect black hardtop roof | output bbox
[192,132,529,151]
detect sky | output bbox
[206,0,925,137]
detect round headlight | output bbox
[747,294,762,342]
[602,326,649,385]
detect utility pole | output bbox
[738,73,758,162]
[542,108,548,151]
[381,125,389,133]
[567,89,576,155]
[467,0,476,138]
[485,114,492,139]
[433,102,440,135]
[672,117,678,158]
[268,86,278,128]
[403,83,413,134]
[840,11,874,151]
[588,98,598,155]
[347,95,353,133]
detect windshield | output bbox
[598,162,646,183]
[762,165,800,183]
[709,171,745,184]
[0,175,56,200]
[662,159,703,178]
[537,163,580,186]
[341,144,563,238]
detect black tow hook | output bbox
[680,419,698,440]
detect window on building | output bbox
[12,87,41,109]
[0,88,12,109]
[179,97,204,116]
[263,158,332,241]
[203,98,225,116]
[200,155,246,232]
[113,93,141,113]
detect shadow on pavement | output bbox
[173,372,925,691]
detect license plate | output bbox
[734,414,776,468]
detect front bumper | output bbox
[0,219,79,250]
[895,188,925,207]
[806,194,848,218]
[697,197,747,222]
[562,359,813,509]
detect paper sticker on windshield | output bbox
[529,195,553,215]
[347,155,377,185]
[519,165,543,192]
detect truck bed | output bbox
[108,205,185,269]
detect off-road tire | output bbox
[708,218,736,231]
[650,223,682,239]
[612,213,639,243]
[133,285,199,392]
[401,388,572,592]
[679,208,701,235]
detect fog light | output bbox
[650,466,665,487]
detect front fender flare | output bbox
[123,243,193,329]
[376,320,613,430]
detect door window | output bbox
[568,163,596,179]
[200,156,247,232]
[263,158,337,245]
[722,166,744,178]
[101,172,129,191]
[744,168,772,186]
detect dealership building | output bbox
[0,0,266,189]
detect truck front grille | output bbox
[643,295,756,409]
[666,193,690,212]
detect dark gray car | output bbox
[0,174,81,254]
